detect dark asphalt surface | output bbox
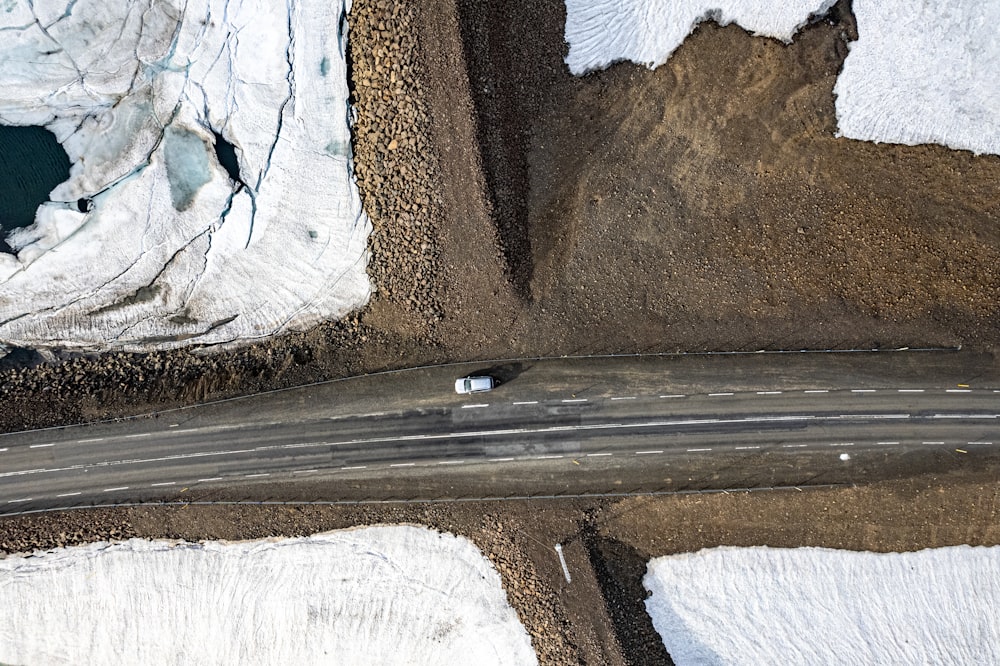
[1,351,998,514]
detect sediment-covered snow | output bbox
[644,545,1000,665]
[834,1,1000,155]
[0,0,370,351]
[0,526,537,666]
[564,0,836,75]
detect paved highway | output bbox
[1,352,998,514]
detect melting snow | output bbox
[0,0,370,352]
[644,545,1000,665]
[0,526,538,666]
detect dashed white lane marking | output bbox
[932,414,998,419]
[488,457,515,462]
[922,442,945,445]
[782,444,808,448]
[757,391,782,395]
[611,396,636,401]
[686,448,712,452]
[389,463,415,468]
[536,455,563,460]
[586,452,612,457]
[125,433,151,438]
[562,398,587,403]
[659,394,685,399]
[898,389,924,393]
[7,498,32,503]
[946,389,972,393]
[29,443,54,449]
[0,448,7,452]
[244,473,270,479]
[837,414,909,420]
[851,389,876,393]
[57,492,81,498]
[168,424,179,428]
[735,446,761,450]
[462,404,489,409]
[876,441,899,446]
[169,428,200,435]
[103,486,129,492]
[969,442,993,446]
[150,481,176,487]
[804,390,829,394]
[77,438,104,443]
[198,477,223,482]
[341,466,367,470]
[635,450,663,455]
[437,460,466,465]
[291,470,317,475]
[828,442,855,447]
[708,392,734,397]
[512,401,538,405]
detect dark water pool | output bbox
[0,125,71,252]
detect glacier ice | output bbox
[0,0,371,351]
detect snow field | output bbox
[0,526,537,666]
[564,0,1000,156]
[644,545,1000,665]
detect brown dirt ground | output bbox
[2,1,1000,663]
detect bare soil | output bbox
[2,1,999,663]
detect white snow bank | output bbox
[834,1,1000,155]
[0,0,370,351]
[564,0,835,75]
[644,545,1000,665]
[0,526,537,666]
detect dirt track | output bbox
[2,1,999,663]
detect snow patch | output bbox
[0,0,370,351]
[834,0,1000,155]
[644,545,1000,664]
[0,526,538,666]
[563,0,836,75]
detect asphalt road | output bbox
[1,351,998,514]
